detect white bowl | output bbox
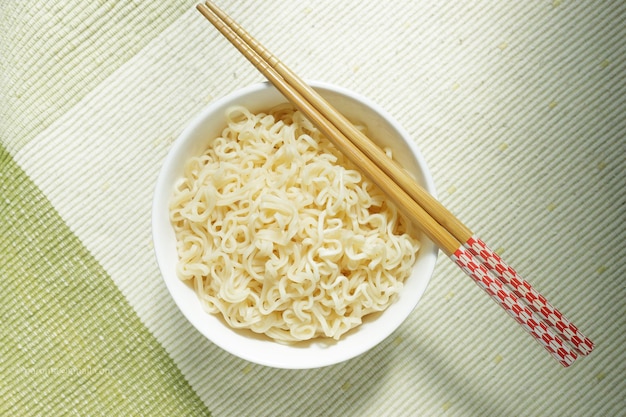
[152,80,438,369]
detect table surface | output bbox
[1,1,624,416]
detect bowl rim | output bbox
[152,80,439,368]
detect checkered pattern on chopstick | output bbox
[196,0,594,366]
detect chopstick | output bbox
[196,1,594,366]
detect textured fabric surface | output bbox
[1,1,624,416]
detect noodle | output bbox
[170,104,420,342]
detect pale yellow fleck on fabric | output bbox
[549,101,558,109]
[341,382,352,391]
[595,372,606,381]
[447,185,457,195]
[154,135,175,148]
[600,59,611,68]
[495,247,505,256]
[451,82,460,91]
[352,64,360,73]
[497,42,508,51]
[597,161,607,170]
[547,202,558,212]
[303,6,312,14]
[498,142,509,152]
[553,0,563,7]
[393,336,403,346]
[203,94,213,103]
[242,364,253,374]
[442,401,453,411]
[444,291,455,301]
[493,354,503,364]
[596,265,608,274]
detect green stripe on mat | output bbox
[0,144,211,416]
[0,0,196,153]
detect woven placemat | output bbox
[2,1,624,415]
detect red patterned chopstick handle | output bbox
[464,236,594,356]
[451,247,578,367]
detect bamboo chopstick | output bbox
[202,2,594,358]
[196,1,594,366]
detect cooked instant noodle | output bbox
[170,104,420,342]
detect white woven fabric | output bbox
[3,1,624,415]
